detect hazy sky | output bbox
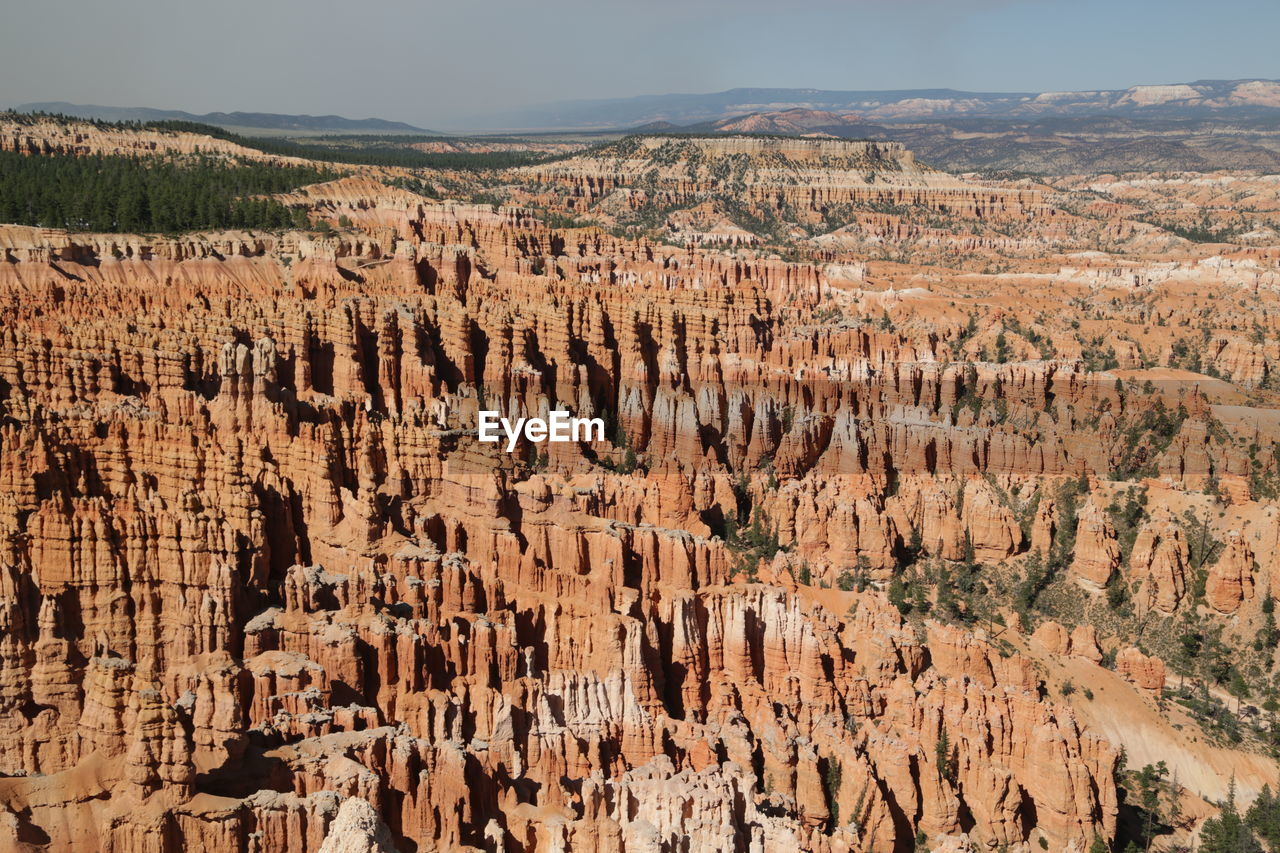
[3,0,1277,130]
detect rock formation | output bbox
[318,799,397,853]
[1116,648,1166,695]
[1070,502,1121,590]
[1207,533,1256,614]
[0,209,1121,851]
[3,117,1280,851]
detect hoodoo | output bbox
[3,29,1280,851]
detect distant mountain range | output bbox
[14,102,435,135]
[467,80,1280,130]
[628,108,1280,175]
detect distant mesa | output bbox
[629,120,681,132]
[474,78,1280,130]
[14,101,437,135]
[632,110,871,137]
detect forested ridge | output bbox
[143,120,565,170]
[4,110,571,170]
[0,150,332,233]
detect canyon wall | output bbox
[0,200,1125,851]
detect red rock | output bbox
[1116,648,1166,695]
[1069,626,1103,664]
[1070,501,1121,590]
[1206,533,1256,614]
[1129,511,1190,615]
[0,134,1201,852]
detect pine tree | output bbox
[0,149,331,234]
[1247,784,1280,848]
[935,728,955,783]
[1199,776,1262,853]
[887,576,910,616]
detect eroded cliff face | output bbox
[0,196,1123,852]
[5,110,1280,850]
[505,135,1057,248]
[0,116,311,165]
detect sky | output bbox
[3,0,1278,130]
